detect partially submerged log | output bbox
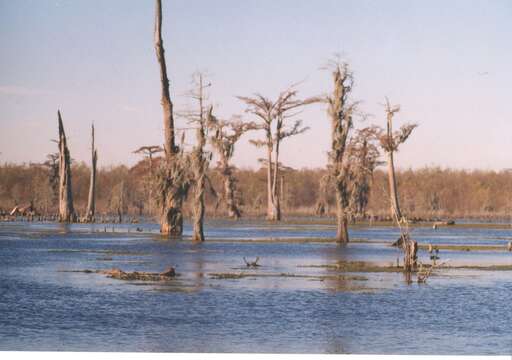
[99,266,176,281]
[243,257,260,268]
[9,203,33,216]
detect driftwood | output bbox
[243,257,261,268]
[99,267,176,281]
[9,203,34,216]
[433,220,456,229]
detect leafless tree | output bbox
[346,127,382,220]
[84,124,98,222]
[42,152,59,211]
[179,72,211,241]
[110,181,126,223]
[133,145,163,216]
[238,88,315,221]
[377,98,418,271]
[208,112,257,219]
[378,98,417,222]
[315,173,331,216]
[154,0,187,236]
[133,146,163,172]
[57,111,76,223]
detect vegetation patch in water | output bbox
[48,248,149,256]
[300,260,403,273]
[208,272,367,281]
[418,244,510,252]
[60,267,177,281]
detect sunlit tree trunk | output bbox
[326,63,355,243]
[191,75,208,242]
[57,111,76,223]
[85,124,97,223]
[265,133,277,220]
[386,113,402,221]
[154,0,183,236]
[223,162,241,219]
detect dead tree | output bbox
[320,62,358,242]
[238,88,314,221]
[378,98,417,221]
[179,73,211,242]
[347,127,381,220]
[154,0,187,236]
[377,98,418,272]
[42,152,60,212]
[133,146,163,172]
[57,111,76,223]
[84,124,98,222]
[208,112,257,219]
[110,181,126,223]
[315,174,330,216]
[133,145,163,216]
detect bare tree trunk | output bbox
[335,190,349,242]
[223,164,241,219]
[266,139,276,220]
[386,115,402,220]
[154,0,183,236]
[191,77,207,242]
[402,234,418,272]
[85,124,97,223]
[192,171,205,241]
[271,137,281,221]
[57,111,76,223]
[118,181,124,223]
[280,175,285,211]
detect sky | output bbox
[0,0,511,171]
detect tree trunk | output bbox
[154,0,182,236]
[224,166,241,219]
[57,111,76,223]
[386,111,403,221]
[192,175,205,241]
[85,124,97,223]
[335,192,349,242]
[334,171,350,243]
[387,150,402,221]
[271,139,281,221]
[266,141,276,220]
[160,196,183,235]
[403,236,418,272]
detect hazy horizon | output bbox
[1,0,511,171]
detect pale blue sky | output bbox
[1,0,511,170]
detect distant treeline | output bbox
[1,160,511,220]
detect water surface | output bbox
[0,220,511,354]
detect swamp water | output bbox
[0,220,511,354]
